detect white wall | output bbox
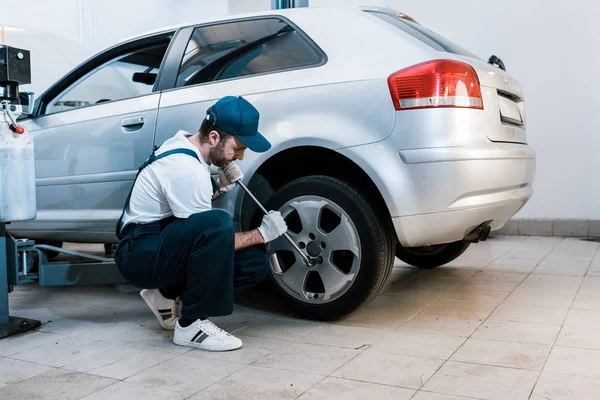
[0,0,232,105]
[312,0,600,221]
[1,0,597,220]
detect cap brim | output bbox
[238,131,271,153]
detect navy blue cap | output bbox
[207,96,271,153]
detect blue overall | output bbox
[113,147,269,319]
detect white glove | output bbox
[218,162,244,191]
[257,211,288,243]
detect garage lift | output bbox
[0,45,125,339]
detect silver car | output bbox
[11,6,535,320]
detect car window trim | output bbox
[156,14,328,93]
[44,44,169,115]
[35,31,175,117]
[154,27,194,92]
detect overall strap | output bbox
[115,147,203,239]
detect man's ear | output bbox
[208,130,220,145]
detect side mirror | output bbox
[19,91,35,116]
[132,72,157,85]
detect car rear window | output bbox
[176,17,324,87]
[366,11,481,60]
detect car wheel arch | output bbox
[237,145,395,239]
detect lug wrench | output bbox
[236,180,316,268]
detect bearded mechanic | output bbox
[114,95,288,351]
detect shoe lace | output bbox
[200,320,230,337]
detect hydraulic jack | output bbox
[0,44,41,338]
[0,45,127,339]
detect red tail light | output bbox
[387,59,484,111]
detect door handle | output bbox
[121,116,145,131]
[121,116,145,127]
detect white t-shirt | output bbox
[120,130,214,229]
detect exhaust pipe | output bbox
[464,221,492,243]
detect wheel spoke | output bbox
[267,231,298,254]
[325,214,359,256]
[278,262,309,297]
[318,260,355,301]
[288,200,326,234]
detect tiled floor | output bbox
[2,235,600,399]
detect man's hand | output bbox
[257,211,288,243]
[218,162,244,191]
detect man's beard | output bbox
[209,141,229,168]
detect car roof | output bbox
[116,5,402,45]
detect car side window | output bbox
[176,17,322,87]
[44,41,171,115]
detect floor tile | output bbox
[254,342,360,375]
[412,392,480,400]
[10,336,114,367]
[472,319,561,345]
[399,312,484,337]
[299,324,390,349]
[0,331,61,356]
[188,335,290,364]
[398,270,478,291]
[0,358,54,386]
[0,369,117,400]
[81,348,177,380]
[469,271,527,283]
[488,304,568,325]
[556,325,600,350]
[81,381,186,400]
[8,308,63,324]
[532,260,590,276]
[450,338,551,370]
[439,289,509,305]
[544,346,600,378]
[369,330,466,360]
[125,354,244,395]
[571,295,600,311]
[531,371,600,399]
[451,278,521,293]
[486,263,536,274]
[37,318,109,337]
[298,377,416,400]
[3,237,597,400]
[366,290,439,310]
[423,361,538,400]
[194,365,324,400]
[332,351,444,389]
[124,331,193,355]
[62,345,141,373]
[421,299,498,319]
[502,291,577,308]
[234,317,323,341]
[334,307,423,329]
[563,308,600,327]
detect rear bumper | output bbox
[338,141,536,248]
[394,145,535,247]
[393,188,531,247]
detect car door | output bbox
[10,32,175,243]
[153,16,324,218]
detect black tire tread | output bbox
[396,240,470,269]
[264,175,395,320]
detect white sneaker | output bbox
[140,289,178,331]
[173,319,242,351]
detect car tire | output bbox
[395,241,471,269]
[261,175,395,321]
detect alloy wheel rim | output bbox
[267,195,361,304]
